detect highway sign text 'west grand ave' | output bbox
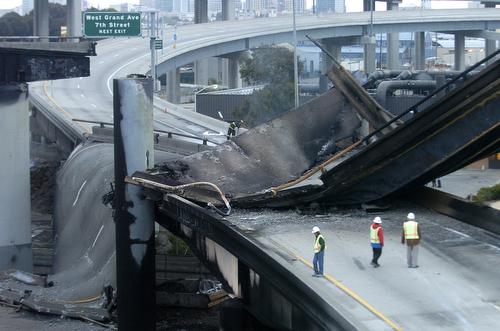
[83,12,141,37]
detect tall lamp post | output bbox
[292,0,299,108]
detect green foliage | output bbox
[0,12,32,36]
[238,46,302,127]
[167,233,192,256]
[472,183,500,202]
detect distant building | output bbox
[156,0,174,12]
[316,0,344,14]
[22,0,33,15]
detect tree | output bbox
[238,46,303,126]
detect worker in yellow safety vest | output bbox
[312,226,326,277]
[402,212,422,268]
[370,217,384,268]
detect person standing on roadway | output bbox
[227,121,237,140]
[402,212,421,268]
[370,217,384,268]
[312,226,326,277]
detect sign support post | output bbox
[149,11,157,92]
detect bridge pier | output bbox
[387,1,401,69]
[454,32,465,71]
[113,77,156,331]
[228,54,241,89]
[319,39,341,93]
[194,0,208,24]
[66,0,82,40]
[363,0,376,73]
[0,85,33,272]
[415,31,426,70]
[34,0,49,41]
[167,68,181,103]
[222,0,235,21]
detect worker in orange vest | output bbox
[370,217,384,268]
[402,212,422,268]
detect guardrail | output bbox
[73,118,216,146]
[154,97,229,134]
[30,91,83,144]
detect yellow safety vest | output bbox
[403,221,419,240]
[314,234,326,253]
[370,226,380,244]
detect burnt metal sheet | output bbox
[406,187,500,235]
[154,88,361,196]
[0,45,93,84]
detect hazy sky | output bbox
[0,0,468,11]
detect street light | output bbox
[292,0,299,109]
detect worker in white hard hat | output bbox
[402,212,421,268]
[370,216,384,268]
[312,226,326,277]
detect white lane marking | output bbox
[91,103,97,108]
[92,224,105,248]
[114,53,119,57]
[106,52,149,95]
[72,181,87,206]
[99,60,104,64]
[79,77,83,80]
[77,84,80,89]
[444,227,470,238]
[492,304,500,313]
[80,93,85,98]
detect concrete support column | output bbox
[485,39,497,57]
[364,42,376,74]
[415,31,425,70]
[484,3,497,63]
[0,85,33,272]
[454,32,465,71]
[386,1,400,69]
[66,0,82,40]
[319,39,341,93]
[167,68,181,103]
[222,0,235,21]
[228,56,241,89]
[195,58,209,85]
[34,0,49,39]
[113,77,155,331]
[363,0,376,74]
[194,0,208,24]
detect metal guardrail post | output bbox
[113,77,155,331]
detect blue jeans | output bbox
[313,251,324,275]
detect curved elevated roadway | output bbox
[29,8,500,144]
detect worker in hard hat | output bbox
[402,212,421,268]
[370,217,384,268]
[227,121,237,140]
[312,226,326,277]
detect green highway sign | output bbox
[154,39,163,49]
[83,12,141,37]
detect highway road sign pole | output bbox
[150,11,157,92]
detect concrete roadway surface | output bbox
[29,37,228,144]
[229,170,500,331]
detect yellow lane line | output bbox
[269,238,403,331]
[42,81,91,133]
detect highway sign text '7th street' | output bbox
[83,12,141,37]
